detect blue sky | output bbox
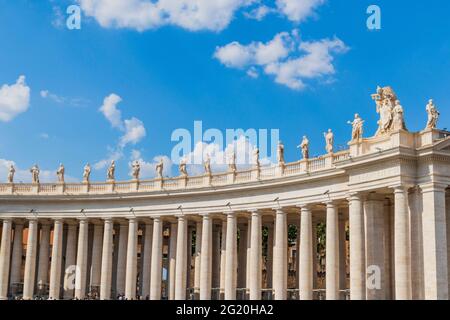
[0,0,449,182]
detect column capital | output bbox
[324,200,339,207]
[419,182,448,193]
[297,204,313,212]
[249,209,262,216]
[346,191,362,201]
[272,207,288,214]
[390,184,414,193]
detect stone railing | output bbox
[0,150,350,196]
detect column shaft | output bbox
[200,215,213,300]
[348,194,365,300]
[37,223,51,292]
[116,223,128,296]
[421,184,448,299]
[100,219,114,300]
[224,213,237,300]
[150,218,163,300]
[194,221,202,295]
[0,219,12,300]
[63,223,77,299]
[141,222,153,299]
[299,207,313,300]
[175,216,187,300]
[237,224,248,289]
[168,222,177,300]
[219,222,227,297]
[274,209,287,300]
[125,219,138,299]
[74,219,89,299]
[326,202,339,300]
[249,211,262,300]
[10,222,24,294]
[394,186,412,300]
[23,219,38,300]
[49,220,63,299]
[90,224,103,292]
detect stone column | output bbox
[364,194,385,300]
[224,212,237,300]
[249,211,262,300]
[212,225,221,291]
[245,219,252,292]
[37,223,51,292]
[200,214,213,300]
[74,219,89,299]
[0,219,12,300]
[447,193,450,297]
[326,202,339,300]
[312,221,318,290]
[348,193,365,300]
[10,222,23,294]
[274,209,287,300]
[420,183,448,300]
[219,222,227,297]
[237,223,248,290]
[266,223,274,289]
[383,199,393,300]
[116,223,128,296]
[100,219,114,300]
[23,219,38,300]
[299,206,313,300]
[150,217,163,300]
[63,223,77,299]
[194,221,202,295]
[393,186,412,300]
[141,222,153,299]
[125,218,138,299]
[186,226,193,290]
[409,188,424,300]
[49,219,63,299]
[168,222,177,300]
[338,214,347,293]
[175,216,187,300]
[90,223,103,294]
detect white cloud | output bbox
[78,0,254,32]
[276,0,325,22]
[215,31,348,90]
[96,93,147,171]
[40,133,50,139]
[41,89,89,107]
[244,5,273,21]
[51,5,65,29]
[0,75,31,122]
[120,117,147,147]
[99,93,123,129]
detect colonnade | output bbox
[0,185,449,300]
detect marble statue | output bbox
[348,113,364,141]
[83,163,91,183]
[156,158,164,179]
[107,160,115,181]
[228,151,237,173]
[253,148,260,169]
[179,159,188,177]
[277,141,285,164]
[425,99,440,129]
[30,164,40,184]
[298,136,309,160]
[392,100,406,131]
[57,163,65,183]
[132,161,140,180]
[324,129,334,154]
[204,156,212,176]
[372,86,398,136]
[8,165,15,183]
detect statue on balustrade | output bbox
[131,161,140,180]
[57,163,65,183]
[253,148,260,170]
[228,151,237,173]
[323,129,334,154]
[298,136,309,160]
[30,164,40,184]
[179,159,188,177]
[392,100,407,131]
[8,165,15,183]
[107,160,115,181]
[156,158,164,179]
[83,163,91,183]
[348,113,364,141]
[372,85,398,136]
[204,156,212,176]
[277,141,285,165]
[425,99,440,129]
